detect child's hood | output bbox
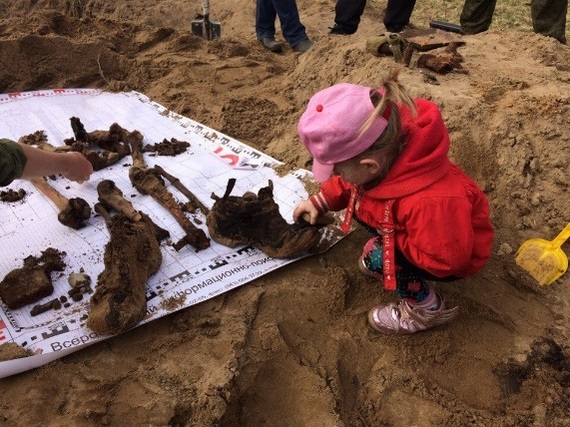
[369,98,452,199]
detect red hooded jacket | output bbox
[314,99,494,280]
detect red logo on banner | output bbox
[213,146,239,166]
[0,319,6,342]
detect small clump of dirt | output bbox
[416,43,464,74]
[143,137,190,156]
[207,178,322,258]
[0,248,66,310]
[66,272,93,305]
[18,130,47,146]
[0,188,26,202]
[161,293,187,311]
[0,343,33,361]
[86,213,163,335]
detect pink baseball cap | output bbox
[297,83,390,182]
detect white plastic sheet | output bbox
[0,89,341,378]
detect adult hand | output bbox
[19,143,93,183]
[61,152,93,183]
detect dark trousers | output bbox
[334,0,366,33]
[256,0,308,46]
[334,0,416,33]
[460,0,567,43]
[383,0,417,32]
[531,0,567,43]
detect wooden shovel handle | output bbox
[30,177,68,211]
[202,0,210,16]
[552,223,570,248]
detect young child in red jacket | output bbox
[293,71,494,335]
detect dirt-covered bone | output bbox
[68,117,133,158]
[19,130,120,172]
[128,132,210,251]
[87,203,163,335]
[207,179,322,258]
[96,180,170,241]
[97,180,142,222]
[30,298,62,316]
[70,141,121,171]
[154,165,209,214]
[19,131,69,154]
[30,177,91,229]
[0,248,66,310]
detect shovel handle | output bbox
[202,0,210,16]
[551,223,570,248]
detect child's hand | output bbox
[61,152,93,183]
[293,200,320,225]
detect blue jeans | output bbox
[256,0,308,47]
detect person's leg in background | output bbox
[459,0,496,34]
[256,0,277,41]
[531,0,567,43]
[383,0,417,32]
[331,0,366,34]
[256,0,283,52]
[273,0,313,51]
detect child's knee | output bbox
[361,237,383,277]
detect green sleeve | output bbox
[0,138,28,187]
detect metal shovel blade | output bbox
[191,14,221,40]
[192,0,220,41]
[515,223,570,286]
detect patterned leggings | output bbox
[361,236,430,302]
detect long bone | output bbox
[127,131,210,251]
[30,177,91,229]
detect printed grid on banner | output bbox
[0,89,343,378]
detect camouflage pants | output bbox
[460,0,567,43]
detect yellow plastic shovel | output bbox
[515,223,570,286]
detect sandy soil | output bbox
[1,0,570,426]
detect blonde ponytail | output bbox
[357,68,416,181]
[361,68,416,134]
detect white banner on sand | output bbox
[0,89,341,378]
